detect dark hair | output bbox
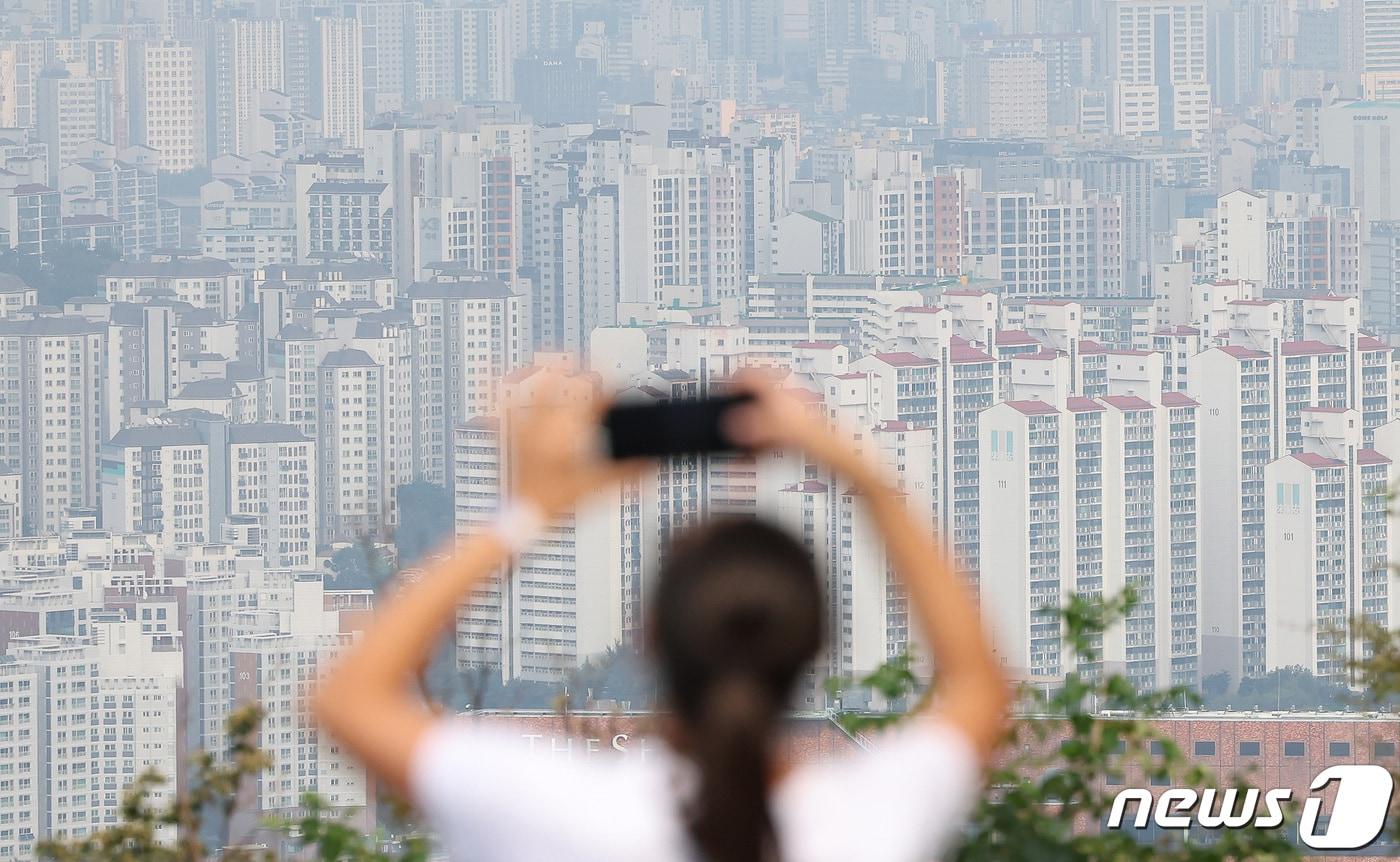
[651,517,824,862]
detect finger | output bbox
[532,368,565,406]
[722,401,772,449]
[730,367,779,395]
[589,388,618,420]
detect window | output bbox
[1194,741,1216,756]
[1149,741,1165,755]
[1375,742,1395,758]
[1329,742,1351,757]
[1284,741,1305,757]
[1239,741,1260,756]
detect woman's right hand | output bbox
[509,370,647,518]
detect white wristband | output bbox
[492,500,547,554]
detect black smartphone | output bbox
[602,394,755,459]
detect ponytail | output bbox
[689,674,778,862]
[651,518,824,862]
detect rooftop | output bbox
[1005,400,1059,416]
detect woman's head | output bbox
[650,517,823,862]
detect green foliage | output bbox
[157,167,213,198]
[1199,665,1353,711]
[1201,671,1230,702]
[570,644,654,707]
[325,536,396,591]
[38,704,425,862]
[825,651,921,734]
[1350,617,1400,705]
[0,242,120,306]
[1350,618,1400,844]
[43,590,1314,862]
[832,591,1301,862]
[38,705,274,862]
[393,482,455,567]
[267,794,428,862]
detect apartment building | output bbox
[100,418,315,568]
[841,149,963,278]
[451,371,636,682]
[407,276,525,489]
[315,348,386,544]
[129,41,202,172]
[1265,409,1399,684]
[619,145,743,307]
[0,317,106,537]
[963,178,1124,298]
[303,181,393,266]
[979,387,1200,690]
[206,18,285,160]
[228,575,373,840]
[8,637,98,843]
[104,257,248,319]
[0,655,38,858]
[1106,0,1211,136]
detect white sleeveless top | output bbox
[410,716,980,861]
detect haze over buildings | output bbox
[1,0,1400,855]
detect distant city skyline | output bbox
[1,0,1400,856]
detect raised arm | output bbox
[727,377,1010,761]
[311,373,641,796]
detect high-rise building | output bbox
[1189,345,1274,683]
[104,257,247,318]
[228,575,374,838]
[129,40,203,172]
[350,0,413,115]
[302,181,394,266]
[315,348,387,543]
[9,637,98,843]
[0,317,106,537]
[206,17,285,159]
[1319,101,1400,224]
[36,68,115,184]
[285,13,364,149]
[1106,0,1211,136]
[620,145,743,307]
[1365,221,1400,337]
[181,544,269,773]
[700,0,782,69]
[0,38,45,129]
[0,178,61,256]
[735,135,793,279]
[1056,153,1154,296]
[100,418,316,568]
[967,49,1050,140]
[413,3,513,106]
[980,389,1200,689]
[451,371,636,682]
[407,276,525,489]
[90,615,182,841]
[1361,0,1400,99]
[963,178,1124,297]
[0,656,39,858]
[842,150,963,278]
[1265,409,1400,684]
[1207,190,1364,297]
[59,156,163,258]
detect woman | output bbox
[313,372,1009,861]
